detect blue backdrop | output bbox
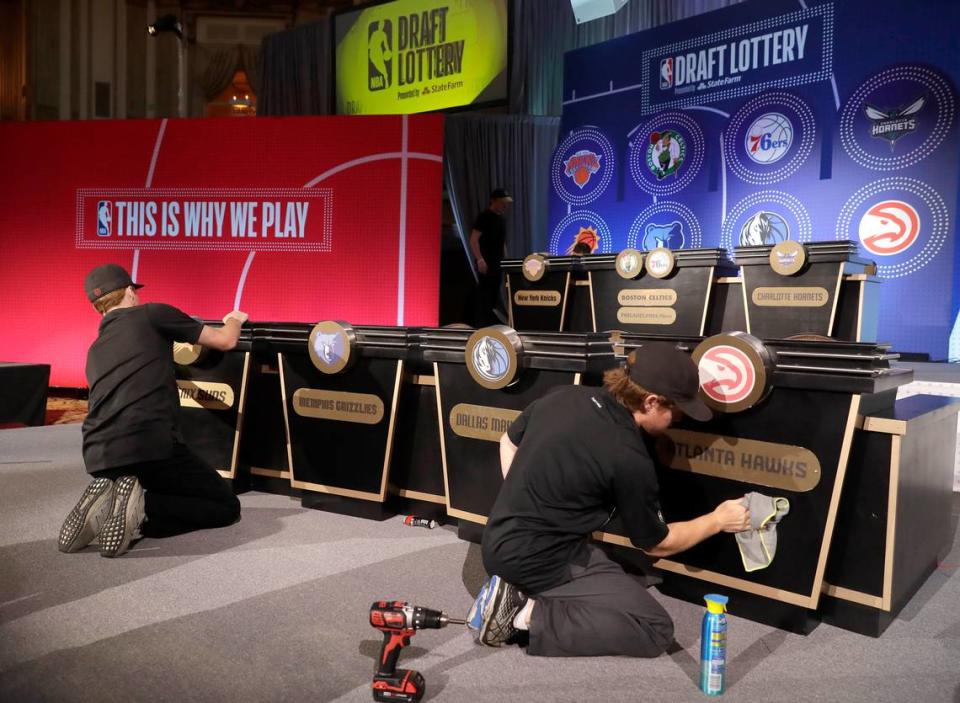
[545,0,960,358]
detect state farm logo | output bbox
[857,200,920,256]
[563,150,601,189]
[693,333,772,413]
[660,57,673,89]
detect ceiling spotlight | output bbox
[147,14,183,40]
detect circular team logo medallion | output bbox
[465,326,522,390]
[626,201,703,251]
[308,320,356,374]
[857,200,920,256]
[692,333,773,413]
[549,210,612,255]
[615,248,644,279]
[836,177,948,279]
[629,112,704,196]
[726,92,815,185]
[645,247,676,279]
[522,253,548,282]
[840,65,956,171]
[722,190,812,252]
[551,127,616,205]
[769,240,806,276]
[173,342,203,366]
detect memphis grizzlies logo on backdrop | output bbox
[627,201,702,251]
[643,221,686,250]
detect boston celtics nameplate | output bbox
[177,380,235,410]
[657,428,821,492]
[292,389,384,424]
[449,403,522,442]
[617,289,678,306]
[751,287,829,307]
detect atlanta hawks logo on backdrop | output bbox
[857,200,920,256]
[563,150,601,189]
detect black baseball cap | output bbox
[490,188,513,202]
[627,342,712,421]
[84,263,143,302]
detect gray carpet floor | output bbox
[1,424,958,703]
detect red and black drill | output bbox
[369,600,466,702]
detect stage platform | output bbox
[896,361,960,491]
[1,424,958,703]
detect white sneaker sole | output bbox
[58,478,115,553]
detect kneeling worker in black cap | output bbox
[470,343,751,655]
[59,263,245,557]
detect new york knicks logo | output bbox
[739,211,790,247]
[646,130,685,180]
[563,150,601,189]
[693,333,772,413]
[857,200,920,256]
[865,96,925,150]
[660,58,673,89]
[745,113,793,164]
[522,253,547,282]
[642,221,685,250]
[465,326,522,390]
[308,321,355,374]
[97,201,112,237]
[368,20,393,91]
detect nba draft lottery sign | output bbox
[548,0,960,358]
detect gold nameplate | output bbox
[292,388,384,424]
[177,380,235,410]
[449,403,521,442]
[514,290,562,306]
[617,307,677,325]
[657,428,821,492]
[617,289,678,307]
[752,287,829,307]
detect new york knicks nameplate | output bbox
[692,332,774,413]
[464,325,523,390]
[308,321,357,374]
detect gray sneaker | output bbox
[58,477,115,553]
[478,576,526,647]
[98,475,145,558]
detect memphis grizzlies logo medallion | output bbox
[308,321,356,374]
[465,326,522,390]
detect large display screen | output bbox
[334,0,508,115]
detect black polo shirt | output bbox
[481,385,669,594]
[82,303,203,474]
[472,208,506,273]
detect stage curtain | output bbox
[198,45,241,101]
[444,114,561,278]
[240,45,262,100]
[259,20,331,116]
[510,0,745,116]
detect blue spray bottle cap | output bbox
[704,594,728,613]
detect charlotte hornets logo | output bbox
[563,150,601,189]
[646,130,685,180]
[642,221,685,250]
[97,201,112,237]
[739,211,790,246]
[865,96,925,150]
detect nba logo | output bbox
[660,58,673,89]
[96,201,112,237]
[368,20,393,91]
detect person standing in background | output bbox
[469,188,512,326]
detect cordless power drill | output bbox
[369,600,465,702]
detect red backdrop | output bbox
[0,115,444,386]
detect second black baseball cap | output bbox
[627,342,712,421]
[490,188,513,202]
[84,263,143,302]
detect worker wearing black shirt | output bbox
[58,263,244,558]
[469,188,512,326]
[476,343,751,656]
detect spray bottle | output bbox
[699,593,729,696]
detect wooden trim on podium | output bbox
[587,271,597,333]
[448,507,488,525]
[408,374,436,386]
[740,267,752,334]
[376,360,405,501]
[856,279,865,342]
[278,352,296,489]
[861,416,907,436]
[716,277,742,284]
[574,280,590,286]
[844,274,871,281]
[434,362,455,515]
[506,276,514,328]
[827,262,845,336]
[821,583,884,609]
[882,435,901,612]
[289,479,383,502]
[395,488,447,504]
[224,351,251,480]
[250,467,290,480]
[700,267,715,336]
[558,272,572,332]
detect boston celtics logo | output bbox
[646,129,685,180]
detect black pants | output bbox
[526,542,674,658]
[93,443,241,538]
[475,272,504,327]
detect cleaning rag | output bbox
[735,492,790,572]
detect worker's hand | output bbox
[223,310,249,325]
[477,257,488,275]
[713,499,751,533]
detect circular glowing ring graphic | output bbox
[549,210,613,255]
[693,333,773,413]
[835,177,948,279]
[465,325,523,390]
[721,190,812,252]
[626,201,703,251]
[725,91,816,185]
[308,320,357,374]
[840,65,955,171]
[551,127,616,205]
[628,112,705,197]
[857,200,920,256]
